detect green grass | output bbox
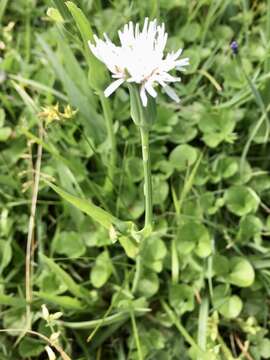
[1,0,270,359]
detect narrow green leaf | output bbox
[40,254,86,300]
[0,294,26,307]
[65,1,108,90]
[45,181,117,230]
[11,81,39,114]
[35,292,85,310]
[9,74,67,100]
[37,35,105,141]
[0,0,8,22]
[198,297,209,353]
[63,308,149,329]
[65,1,94,42]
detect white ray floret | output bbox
[88,18,189,107]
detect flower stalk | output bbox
[129,84,155,294]
[139,126,152,230]
[88,18,189,294]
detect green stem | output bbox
[132,254,142,294]
[62,308,149,329]
[132,126,153,294]
[139,126,152,230]
[130,311,143,360]
[161,300,205,356]
[100,94,117,192]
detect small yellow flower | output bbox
[38,103,77,127]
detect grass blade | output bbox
[40,254,86,300]
[45,180,117,230]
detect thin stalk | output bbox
[171,154,203,283]
[217,334,235,360]
[130,311,143,360]
[62,308,150,329]
[161,300,205,356]
[132,126,152,294]
[25,123,43,328]
[139,126,152,229]
[100,94,117,192]
[132,254,142,294]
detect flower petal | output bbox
[140,85,148,107]
[104,78,125,97]
[163,85,180,103]
[145,82,157,98]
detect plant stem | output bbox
[139,126,152,230]
[161,300,205,356]
[132,126,153,294]
[100,94,117,192]
[25,123,43,328]
[132,254,142,294]
[130,311,143,360]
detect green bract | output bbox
[128,84,156,128]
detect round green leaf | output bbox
[228,257,255,287]
[198,108,236,148]
[213,255,230,277]
[53,231,86,258]
[0,127,12,142]
[219,295,243,319]
[181,22,201,42]
[90,251,112,288]
[126,157,144,182]
[152,175,169,205]
[142,235,167,273]
[169,144,197,171]
[238,215,263,242]
[224,186,260,216]
[213,285,242,319]
[169,284,195,315]
[0,240,12,270]
[36,270,68,294]
[18,338,44,358]
[212,156,238,180]
[228,158,252,185]
[138,271,159,298]
[183,49,200,73]
[177,221,211,258]
[260,338,270,359]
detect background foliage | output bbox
[1,0,270,359]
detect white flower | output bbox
[88,18,189,106]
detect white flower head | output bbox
[88,18,189,107]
